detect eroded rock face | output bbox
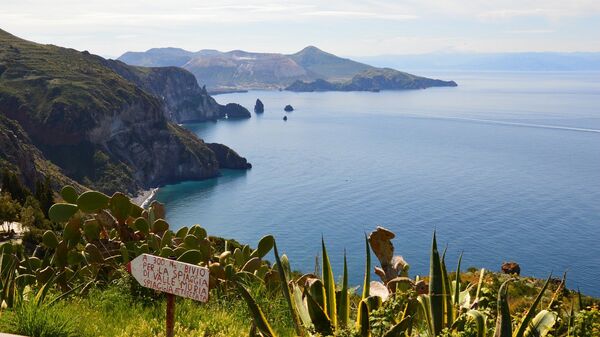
[206,143,252,170]
[501,262,521,275]
[104,60,222,123]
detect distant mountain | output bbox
[355,52,600,71]
[286,68,457,92]
[0,28,249,194]
[118,46,455,92]
[288,46,373,81]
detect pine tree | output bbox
[34,176,54,217]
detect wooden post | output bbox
[166,293,175,337]
[127,253,210,336]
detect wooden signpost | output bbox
[127,254,209,337]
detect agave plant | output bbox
[491,276,557,337]
[237,235,414,337]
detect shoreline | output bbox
[132,188,159,207]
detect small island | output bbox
[284,104,294,112]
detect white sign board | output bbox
[127,254,209,302]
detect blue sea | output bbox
[156,71,600,296]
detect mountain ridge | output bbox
[118,46,455,91]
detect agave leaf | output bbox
[474,268,485,305]
[280,254,291,281]
[362,233,371,299]
[273,240,303,336]
[441,253,454,327]
[321,237,337,328]
[236,283,277,337]
[429,231,444,336]
[34,269,58,306]
[418,294,434,336]
[514,275,552,337]
[454,252,463,307]
[338,251,349,328]
[523,310,557,337]
[305,289,333,335]
[567,300,575,337]
[493,279,513,337]
[383,315,412,337]
[467,310,487,337]
[356,299,371,337]
[292,283,312,329]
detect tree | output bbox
[34,176,54,217]
[0,168,30,204]
[20,196,51,230]
[0,193,21,233]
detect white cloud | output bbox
[0,0,598,55]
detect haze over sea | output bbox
[156,71,600,296]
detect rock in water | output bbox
[207,143,252,169]
[284,104,294,112]
[254,99,264,113]
[501,262,521,275]
[219,103,251,119]
[283,116,288,121]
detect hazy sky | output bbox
[2,0,599,58]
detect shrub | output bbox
[573,306,600,337]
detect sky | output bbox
[1,0,600,58]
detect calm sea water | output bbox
[156,72,600,295]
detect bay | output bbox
[156,71,600,295]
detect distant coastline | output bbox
[209,89,249,96]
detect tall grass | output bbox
[0,301,79,337]
[0,279,295,337]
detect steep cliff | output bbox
[206,143,252,169]
[102,60,222,123]
[0,28,249,194]
[0,115,83,191]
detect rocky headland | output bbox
[286,68,458,92]
[0,28,250,195]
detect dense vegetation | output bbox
[0,185,598,336]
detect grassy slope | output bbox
[0,279,296,337]
[0,269,595,337]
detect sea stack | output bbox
[254,99,264,113]
[283,116,288,121]
[284,104,294,112]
